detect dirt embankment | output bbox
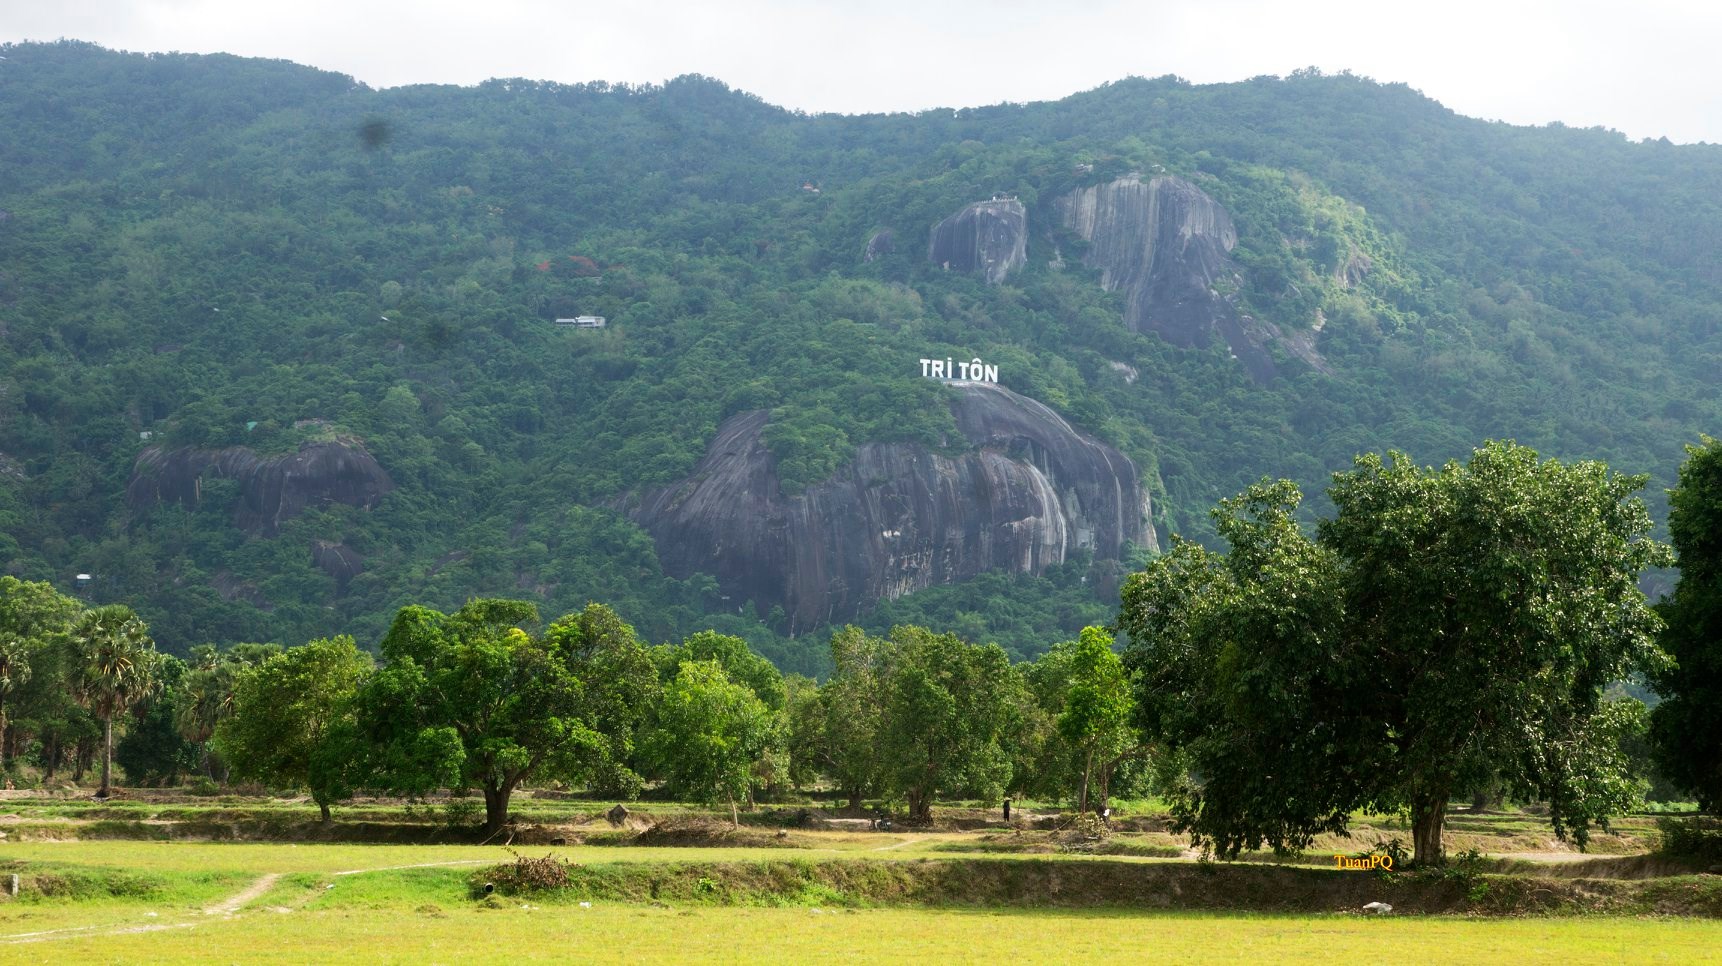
[471,857,1722,918]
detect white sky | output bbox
[7,0,1722,143]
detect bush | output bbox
[1657,816,1722,861]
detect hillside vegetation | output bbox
[1,41,1718,668]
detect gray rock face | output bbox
[631,382,1153,633]
[127,439,393,536]
[1055,175,1276,379]
[928,198,1027,283]
[311,540,365,590]
[864,229,895,262]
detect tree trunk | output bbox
[1411,794,1448,867]
[846,786,862,810]
[43,732,59,780]
[318,800,332,823]
[482,783,514,835]
[0,707,9,771]
[99,715,113,799]
[728,791,739,829]
[1078,747,1094,816]
[907,788,932,825]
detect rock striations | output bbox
[127,439,393,536]
[631,382,1153,633]
[1055,175,1280,379]
[928,198,1028,283]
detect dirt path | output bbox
[204,873,281,916]
[0,857,483,946]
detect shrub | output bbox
[1657,816,1722,861]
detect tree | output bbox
[358,600,601,834]
[539,603,659,799]
[657,630,786,709]
[876,626,1025,824]
[216,636,372,820]
[0,577,80,771]
[175,643,281,780]
[115,654,196,786]
[791,627,886,808]
[1122,443,1669,865]
[1652,436,1722,810]
[643,659,778,826]
[68,605,163,798]
[1053,626,1135,815]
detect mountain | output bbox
[1,41,1718,673]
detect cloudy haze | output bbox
[7,0,1722,143]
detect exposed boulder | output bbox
[127,439,393,536]
[864,229,895,262]
[1055,175,1285,379]
[631,383,1153,633]
[928,198,1027,283]
[311,540,365,590]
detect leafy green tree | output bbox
[877,626,1026,823]
[792,627,887,808]
[539,603,659,799]
[174,643,281,780]
[216,636,372,819]
[643,658,778,826]
[1123,443,1669,865]
[1652,437,1722,810]
[115,654,196,786]
[657,630,786,710]
[68,605,163,798]
[1053,626,1136,815]
[0,577,81,772]
[358,600,600,834]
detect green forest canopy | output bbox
[0,41,1718,672]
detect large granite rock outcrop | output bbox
[127,439,393,536]
[928,198,1028,283]
[1055,175,1283,379]
[631,383,1153,633]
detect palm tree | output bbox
[0,637,32,771]
[175,662,237,779]
[69,606,161,799]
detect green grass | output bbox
[3,839,1720,962]
[12,905,1722,964]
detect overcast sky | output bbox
[7,0,1722,143]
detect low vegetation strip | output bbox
[471,856,1722,917]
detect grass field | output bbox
[1,840,1718,963]
[0,797,1713,963]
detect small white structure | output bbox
[555,316,606,329]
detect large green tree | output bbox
[876,626,1027,824]
[68,605,163,798]
[359,599,613,834]
[0,577,81,771]
[216,636,372,819]
[1122,442,1669,865]
[643,658,779,826]
[791,626,887,808]
[539,604,659,798]
[1651,437,1722,810]
[1053,626,1136,816]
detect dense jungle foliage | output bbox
[1,42,1719,672]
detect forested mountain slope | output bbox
[1,41,1717,672]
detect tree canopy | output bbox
[1651,437,1722,811]
[1122,442,1669,865]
